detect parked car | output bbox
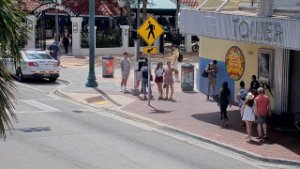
[3,50,60,82]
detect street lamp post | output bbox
[86,0,98,87]
[54,0,61,42]
[118,0,126,25]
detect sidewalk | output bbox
[58,53,300,166]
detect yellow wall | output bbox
[199,37,274,103]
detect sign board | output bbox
[33,3,78,17]
[179,10,300,50]
[137,16,164,46]
[143,46,158,54]
[225,46,245,81]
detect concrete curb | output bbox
[55,79,300,167]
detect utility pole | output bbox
[54,0,60,42]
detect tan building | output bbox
[180,0,300,118]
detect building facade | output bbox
[179,0,300,117]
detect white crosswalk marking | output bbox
[22,100,60,112]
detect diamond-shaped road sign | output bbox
[137,16,164,46]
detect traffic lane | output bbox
[2,110,261,169]
[2,112,261,169]
[14,78,61,94]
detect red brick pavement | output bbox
[121,82,300,162]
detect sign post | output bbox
[137,16,164,106]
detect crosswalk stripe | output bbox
[22,100,60,112]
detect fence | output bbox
[81,29,122,48]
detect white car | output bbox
[3,50,60,82]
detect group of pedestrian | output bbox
[239,87,271,142]
[204,59,271,142]
[154,61,178,100]
[216,76,271,142]
[138,61,178,101]
[237,76,271,143]
[120,51,179,101]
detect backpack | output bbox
[142,70,148,78]
[178,53,183,62]
[142,68,153,81]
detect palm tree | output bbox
[0,0,27,138]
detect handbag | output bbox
[202,64,210,78]
[202,70,208,78]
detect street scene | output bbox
[1,0,300,169]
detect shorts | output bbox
[207,78,216,87]
[122,72,129,80]
[136,71,142,81]
[155,76,163,83]
[256,116,267,124]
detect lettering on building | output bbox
[233,18,283,43]
[34,3,77,17]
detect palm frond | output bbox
[0,0,27,138]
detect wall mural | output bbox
[225,46,245,81]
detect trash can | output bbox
[102,55,114,78]
[181,63,194,91]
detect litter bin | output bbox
[102,55,114,78]
[181,63,194,91]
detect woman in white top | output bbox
[241,92,256,142]
[154,62,164,100]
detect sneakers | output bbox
[247,139,253,143]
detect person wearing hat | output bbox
[241,92,255,142]
[254,87,271,140]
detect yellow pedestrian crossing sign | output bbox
[137,16,164,46]
[143,46,158,54]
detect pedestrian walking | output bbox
[218,81,231,127]
[141,62,152,100]
[241,92,255,143]
[120,52,130,92]
[236,80,248,126]
[48,40,59,61]
[249,75,260,98]
[171,45,179,70]
[154,62,165,100]
[62,34,70,54]
[163,61,178,101]
[205,60,218,100]
[254,87,271,140]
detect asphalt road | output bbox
[0,80,291,169]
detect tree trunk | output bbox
[142,0,147,20]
